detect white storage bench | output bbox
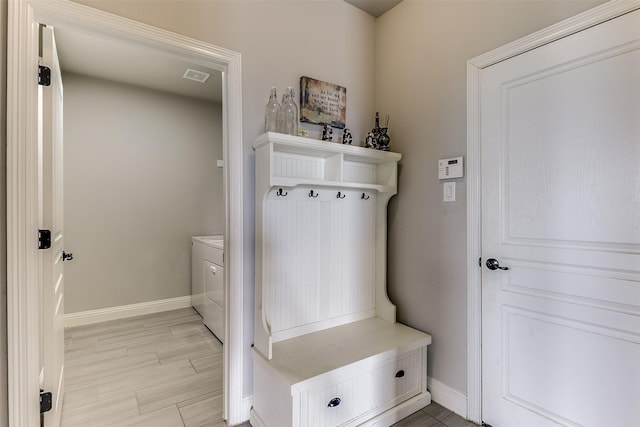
[251,133,431,427]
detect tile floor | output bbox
[62,308,477,427]
[391,403,478,427]
[62,308,224,426]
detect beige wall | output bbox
[376,0,605,395]
[72,0,377,143]
[1,0,7,423]
[63,73,223,313]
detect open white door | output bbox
[39,24,65,427]
[480,7,640,427]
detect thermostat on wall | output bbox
[438,156,464,180]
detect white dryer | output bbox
[191,235,224,343]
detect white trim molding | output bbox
[427,377,468,419]
[64,296,193,328]
[7,1,41,425]
[466,1,640,424]
[7,1,244,426]
[242,395,254,422]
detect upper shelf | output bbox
[254,132,402,192]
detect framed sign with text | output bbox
[300,76,346,129]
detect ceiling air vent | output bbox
[182,68,210,83]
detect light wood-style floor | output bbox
[62,308,477,427]
[62,307,228,427]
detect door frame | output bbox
[6,1,245,426]
[465,0,640,423]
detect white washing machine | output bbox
[191,235,224,343]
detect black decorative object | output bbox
[378,127,390,151]
[364,131,376,149]
[365,112,391,150]
[342,128,353,145]
[322,124,333,142]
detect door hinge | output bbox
[39,390,52,413]
[38,229,52,250]
[38,65,51,86]
[478,257,482,267]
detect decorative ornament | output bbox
[322,124,333,142]
[342,128,353,145]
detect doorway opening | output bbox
[58,27,226,424]
[6,1,245,425]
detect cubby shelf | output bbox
[253,132,401,193]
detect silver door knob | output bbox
[486,258,508,271]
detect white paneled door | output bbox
[480,8,640,427]
[40,25,65,427]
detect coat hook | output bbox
[361,193,370,200]
[276,188,288,197]
[337,191,346,199]
[309,190,319,198]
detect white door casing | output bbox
[39,25,65,427]
[6,1,245,426]
[468,1,640,425]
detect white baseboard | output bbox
[427,377,468,419]
[242,395,253,423]
[64,296,193,328]
[249,408,268,427]
[362,391,432,426]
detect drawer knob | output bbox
[327,397,341,408]
[395,369,405,378]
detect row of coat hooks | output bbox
[275,188,370,200]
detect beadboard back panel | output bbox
[254,133,401,358]
[263,187,377,335]
[273,152,328,181]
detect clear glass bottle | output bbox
[279,87,299,136]
[264,87,280,132]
